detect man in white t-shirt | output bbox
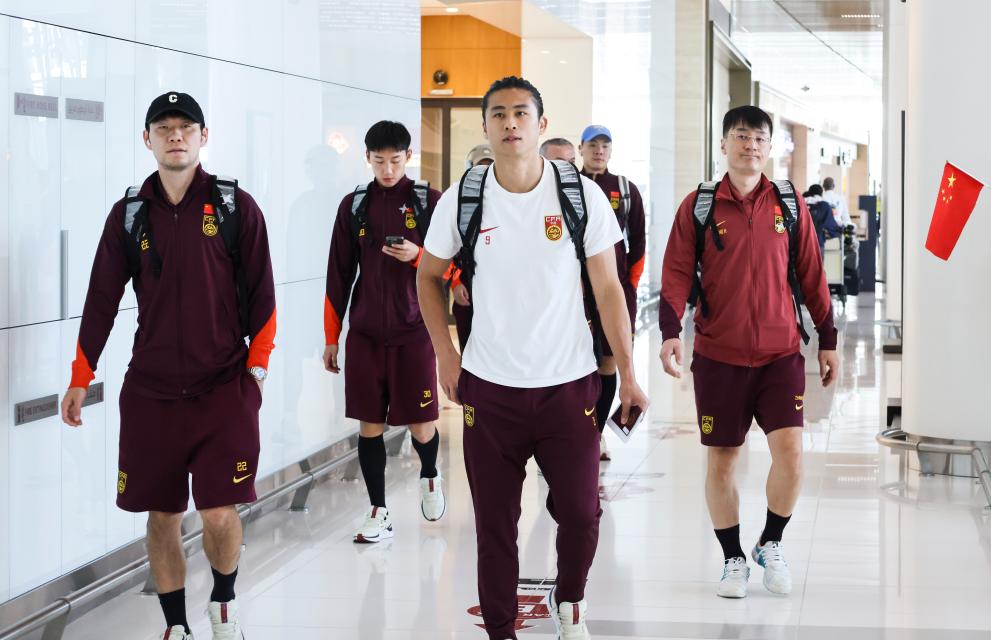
[822,176,853,227]
[417,76,649,640]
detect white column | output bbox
[882,0,908,321]
[902,0,991,441]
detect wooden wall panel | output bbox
[422,16,521,97]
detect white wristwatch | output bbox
[248,366,267,382]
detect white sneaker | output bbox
[207,599,243,639]
[354,506,394,543]
[548,585,591,639]
[752,540,792,595]
[161,626,192,640]
[419,475,446,521]
[716,557,750,598]
[599,433,611,461]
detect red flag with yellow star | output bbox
[926,161,983,260]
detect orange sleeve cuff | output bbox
[324,295,342,346]
[450,267,463,290]
[247,308,276,370]
[410,246,425,269]
[69,340,94,389]
[629,256,646,289]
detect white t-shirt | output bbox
[823,189,853,226]
[425,158,622,388]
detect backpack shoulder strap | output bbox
[211,174,250,339]
[692,181,719,228]
[617,174,631,252]
[770,178,811,345]
[549,159,589,262]
[690,180,722,318]
[455,165,490,283]
[409,179,432,234]
[122,185,163,280]
[349,181,372,244]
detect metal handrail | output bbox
[876,427,991,509]
[0,427,407,640]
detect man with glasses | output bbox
[658,106,838,599]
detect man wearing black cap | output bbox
[579,124,646,462]
[61,91,276,640]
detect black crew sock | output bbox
[210,566,237,603]
[760,509,792,545]
[596,373,618,433]
[358,434,388,508]
[411,428,440,479]
[714,524,746,560]
[158,588,190,634]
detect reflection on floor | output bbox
[63,294,991,639]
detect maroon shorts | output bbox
[594,284,636,358]
[344,331,439,426]
[691,352,806,447]
[116,371,262,513]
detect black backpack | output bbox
[456,159,604,363]
[122,175,250,339]
[349,179,431,250]
[691,179,810,344]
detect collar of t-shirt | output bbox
[140,163,211,206]
[369,175,412,196]
[488,158,553,198]
[719,173,770,205]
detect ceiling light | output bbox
[841,14,880,19]
[445,6,459,13]
[559,60,568,64]
[541,50,550,54]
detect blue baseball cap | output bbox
[581,124,612,143]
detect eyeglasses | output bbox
[728,132,771,146]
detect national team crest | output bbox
[405,211,417,229]
[464,405,475,427]
[117,470,128,494]
[544,215,563,241]
[773,205,785,234]
[610,191,621,210]
[202,203,218,237]
[701,415,714,434]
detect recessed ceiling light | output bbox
[445,6,459,13]
[841,13,880,19]
[559,60,568,64]
[541,50,551,54]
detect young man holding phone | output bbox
[323,121,446,543]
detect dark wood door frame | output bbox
[422,97,482,189]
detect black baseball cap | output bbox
[145,91,205,128]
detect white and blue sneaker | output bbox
[751,540,792,595]
[716,556,750,598]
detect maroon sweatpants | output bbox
[459,370,602,640]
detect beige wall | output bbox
[674,0,707,197]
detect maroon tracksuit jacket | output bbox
[581,169,647,293]
[323,176,442,346]
[70,165,277,398]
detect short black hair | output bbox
[807,183,824,197]
[482,76,544,118]
[722,105,773,138]
[364,120,411,153]
[540,138,573,153]
[145,110,202,132]
[822,176,835,190]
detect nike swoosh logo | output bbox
[795,404,804,411]
[716,220,726,227]
[480,226,499,233]
[584,408,595,416]
[233,474,253,484]
[420,400,434,408]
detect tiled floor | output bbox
[63,294,991,639]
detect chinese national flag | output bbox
[925,162,984,260]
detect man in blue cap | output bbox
[579,125,646,462]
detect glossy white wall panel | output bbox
[282,0,321,80]
[277,279,353,467]
[61,30,107,319]
[0,17,10,330]
[0,328,10,602]
[103,308,140,550]
[105,38,137,311]
[8,321,62,597]
[8,19,62,327]
[59,317,107,572]
[0,0,135,41]
[256,285,286,477]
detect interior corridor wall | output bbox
[882,0,907,322]
[902,0,991,441]
[0,0,421,603]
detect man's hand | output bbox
[452,283,471,306]
[323,345,340,373]
[255,379,265,394]
[438,349,462,405]
[617,374,649,425]
[382,239,420,263]
[818,350,838,387]
[660,338,683,378]
[61,387,87,427]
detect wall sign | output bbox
[14,92,58,118]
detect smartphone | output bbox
[385,235,406,247]
[606,404,645,443]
